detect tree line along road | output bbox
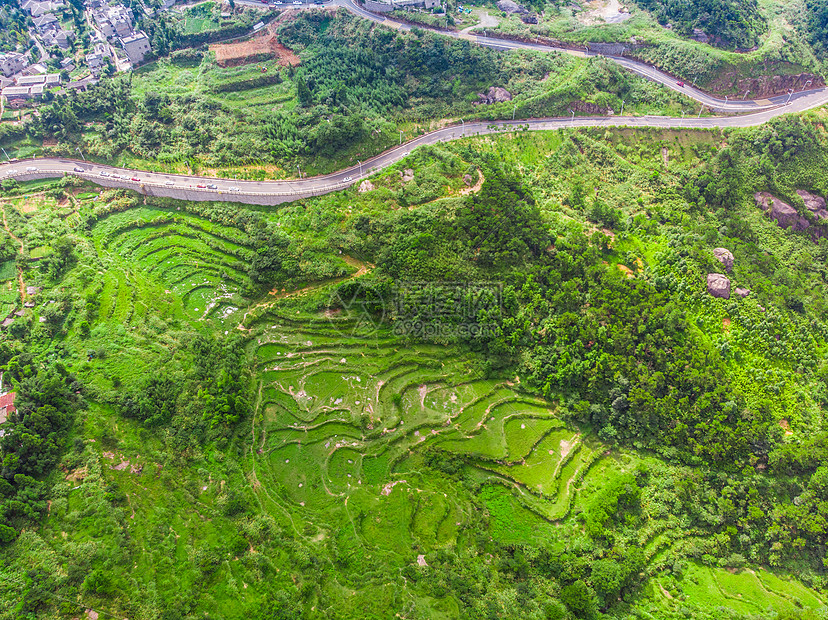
[1,0,828,206]
[3,92,827,206]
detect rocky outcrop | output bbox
[796,189,828,221]
[496,0,527,14]
[358,180,374,193]
[713,248,734,273]
[735,287,750,298]
[755,191,828,240]
[520,12,538,24]
[477,86,512,105]
[755,192,811,232]
[567,100,609,115]
[720,73,824,98]
[707,273,731,299]
[691,28,709,44]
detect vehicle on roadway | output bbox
[26,166,37,171]
[165,180,175,185]
[343,176,352,182]
[73,167,84,172]
[100,171,109,177]
[293,1,302,4]
[229,186,240,192]
[677,81,685,87]
[197,184,207,188]
[207,183,218,189]
[131,177,140,182]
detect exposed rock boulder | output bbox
[567,100,609,115]
[463,173,474,186]
[691,28,709,44]
[755,192,811,232]
[400,168,415,183]
[520,12,538,24]
[707,273,731,299]
[735,287,750,298]
[496,0,528,14]
[358,180,374,193]
[713,247,734,273]
[797,189,828,221]
[477,86,512,105]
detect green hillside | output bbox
[3,114,828,617]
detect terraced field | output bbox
[91,207,252,324]
[646,563,827,616]
[245,306,622,555]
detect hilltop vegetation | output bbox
[634,0,766,49]
[806,0,828,59]
[3,112,828,617]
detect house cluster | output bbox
[23,0,76,51]
[2,72,63,104]
[86,0,152,64]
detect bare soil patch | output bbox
[210,23,301,67]
[578,0,631,25]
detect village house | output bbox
[0,373,16,438]
[85,47,107,75]
[16,73,61,87]
[121,31,151,64]
[43,28,75,50]
[0,52,29,78]
[20,0,66,17]
[32,13,60,33]
[92,4,135,38]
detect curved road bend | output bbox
[2,86,827,206]
[330,0,820,112]
[235,0,822,112]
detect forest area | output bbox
[632,0,767,49]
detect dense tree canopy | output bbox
[635,0,767,49]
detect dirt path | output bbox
[268,255,373,300]
[459,169,485,196]
[1,206,25,304]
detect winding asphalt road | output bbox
[1,0,827,205]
